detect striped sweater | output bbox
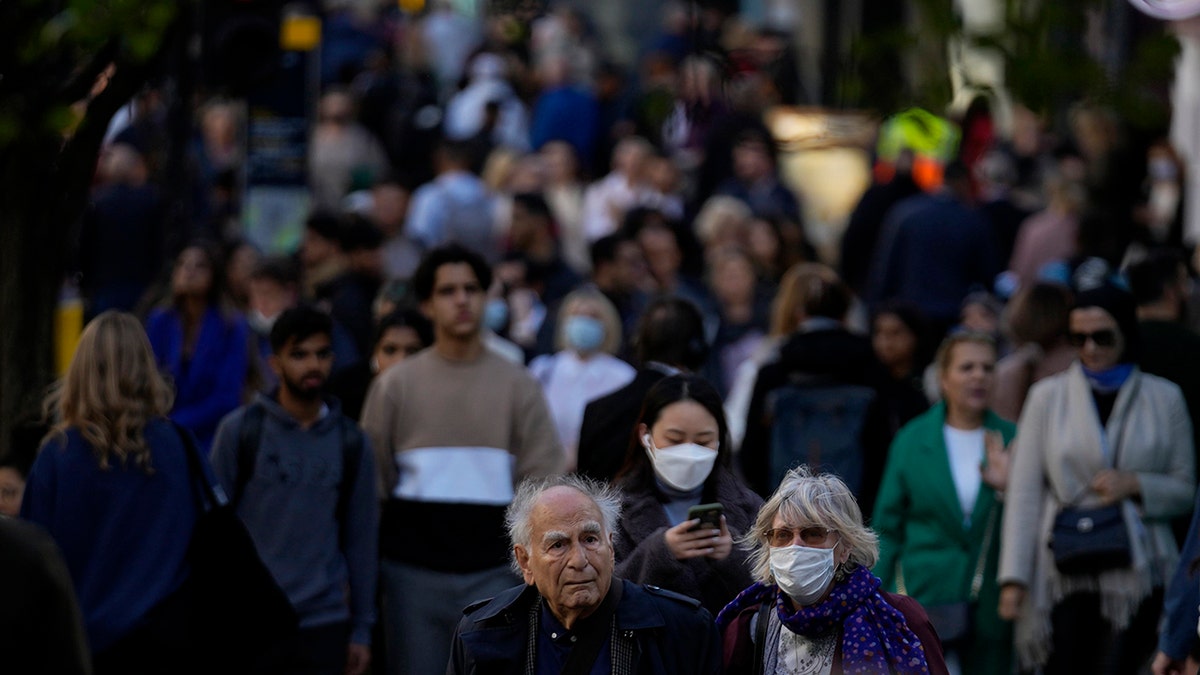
[362,348,565,572]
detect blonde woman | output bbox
[717,467,948,674]
[873,332,1015,675]
[528,288,635,469]
[22,311,205,674]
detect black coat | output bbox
[739,327,889,507]
[576,369,668,483]
[0,518,92,675]
[447,580,722,675]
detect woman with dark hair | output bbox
[22,311,206,673]
[327,308,434,421]
[613,374,763,615]
[992,282,1075,421]
[146,241,250,451]
[871,302,932,440]
[998,281,1195,673]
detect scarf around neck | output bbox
[716,565,930,674]
[1082,363,1134,394]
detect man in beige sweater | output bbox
[361,243,565,675]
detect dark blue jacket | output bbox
[20,419,202,653]
[448,580,721,674]
[1159,490,1200,660]
[866,192,999,323]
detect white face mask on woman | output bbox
[641,435,718,491]
[770,542,838,606]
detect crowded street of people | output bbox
[5,1,1200,673]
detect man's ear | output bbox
[420,298,434,321]
[515,545,534,585]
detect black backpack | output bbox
[766,379,876,494]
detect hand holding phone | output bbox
[665,503,728,561]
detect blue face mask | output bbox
[484,298,509,333]
[564,315,606,353]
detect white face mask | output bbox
[247,309,278,335]
[641,434,718,492]
[770,543,837,606]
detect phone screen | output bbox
[687,503,723,531]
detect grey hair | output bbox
[739,466,879,584]
[505,475,623,574]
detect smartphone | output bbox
[687,503,724,531]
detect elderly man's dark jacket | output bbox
[447,579,722,674]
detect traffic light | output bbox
[202,0,283,95]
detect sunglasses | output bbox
[763,526,836,548]
[1067,329,1118,348]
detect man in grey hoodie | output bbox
[211,306,378,675]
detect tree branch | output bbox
[51,57,155,236]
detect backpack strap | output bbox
[336,416,365,548]
[234,402,266,508]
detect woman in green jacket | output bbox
[873,331,1015,675]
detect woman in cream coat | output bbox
[997,281,1195,674]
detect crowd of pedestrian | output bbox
[5,1,1200,674]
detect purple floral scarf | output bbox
[716,565,930,674]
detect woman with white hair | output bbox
[529,288,635,469]
[717,467,948,674]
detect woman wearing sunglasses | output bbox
[872,331,1016,675]
[717,467,948,674]
[997,280,1195,674]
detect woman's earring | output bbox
[834,562,850,582]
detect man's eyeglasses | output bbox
[763,526,835,548]
[1068,329,1117,348]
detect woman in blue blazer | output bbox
[146,241,250,451]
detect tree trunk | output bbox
[0,53,161,457]
[0,137,69,455]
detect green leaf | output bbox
[126,30,161,60]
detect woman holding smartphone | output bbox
[613,375,763,614]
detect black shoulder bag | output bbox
[172,422,299,666]
[1050,426,1132,576]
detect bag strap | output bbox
[170,420,227,512]
[969,503,998,601]
[235,403,265,507]
[752,600,771,675]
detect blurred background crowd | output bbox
[8,0,1200,673]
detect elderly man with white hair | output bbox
[448,475,722,674]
